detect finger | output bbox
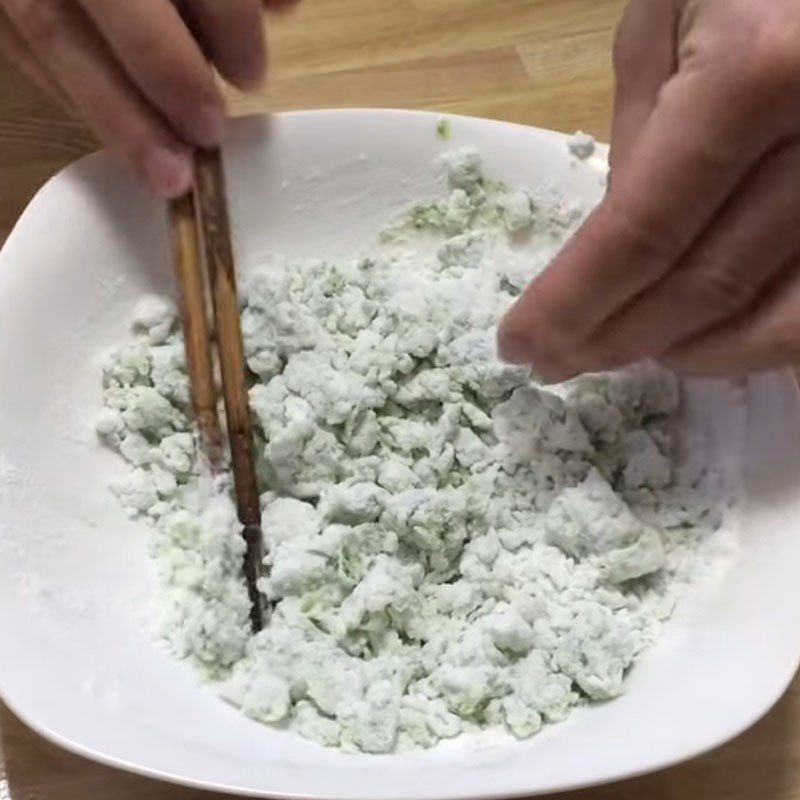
[662,264,800,377]
[583,137,800,369]
[76,0,223,148]
[610,0,678,172]
[6,0,193,197]
[498,55,786,379]
[185,0,266,89]
[0,6,66,106]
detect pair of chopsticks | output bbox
[168,148,266,633]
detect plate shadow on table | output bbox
[2,675,799,800]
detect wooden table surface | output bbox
[2,1,800,798]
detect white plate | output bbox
[1,110,799,800]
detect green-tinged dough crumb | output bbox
[98,147,729,754]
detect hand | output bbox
[498,0,800,379]
[0,0,298,197]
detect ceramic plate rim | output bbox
[0,108,798,800]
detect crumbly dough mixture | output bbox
[98,146,725,753]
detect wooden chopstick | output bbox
[194,147,266,633]
[169,191,224,467]
[168,148,266,633]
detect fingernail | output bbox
[232,63,266,91]
[228,47,267,91]
[143,147,193,198]
[497,323,532,365]
[537,365,578,385]
[191,104,226,148]
[497,318,578,383]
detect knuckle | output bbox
[682,256,752,314]
[754,19,800,84]
[603,196,683,276]
[728,15,800,99]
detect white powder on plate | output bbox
[97,147,737,753]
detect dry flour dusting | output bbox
[97,147,735,753]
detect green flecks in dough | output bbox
[98,147,727,753]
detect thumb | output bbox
[610,0,679,173]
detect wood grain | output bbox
[4,0,800,798]
[169,192,225,465]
